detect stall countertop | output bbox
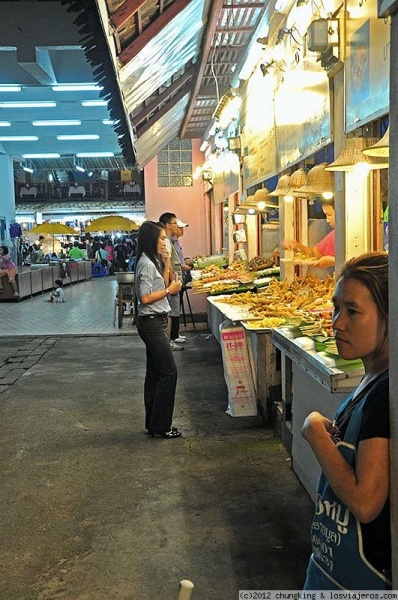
[207,295,254,322]
[272,327,364,392]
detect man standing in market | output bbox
[159,212,186,351]
[172,219,192,286]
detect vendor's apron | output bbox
[303,372,391,590]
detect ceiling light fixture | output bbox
[81,100,108,107]
[57,134,100,140]
[0,86,22,92]
[325,138,388,171]
[0,121,11,126]
[299,163,334,195]
[23,153,61,158]
[32,120,81,126]
[75,165,86,173]
[52,84,103,92]
[102,119,117,125]
[0,135,38,141]
[269,174,291,197]
[362,126,389,158]
[0,101,57,108]
[76,152,114,157]
[212,88,242,130]
[22,166,34,173]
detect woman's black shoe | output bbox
[149,428,182,439]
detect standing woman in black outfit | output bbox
[135,221,182,438]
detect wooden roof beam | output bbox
[135,86,191,137]
[119,0,192,65]
[133,66,195,125]
[111,0,146,31]
[215,26,256,33]
[222,1,265,7]
[180,0,226,138]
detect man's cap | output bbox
[176,219,189,227]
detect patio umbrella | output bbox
[29,222,78,253]
[85,215,139,233]
[30,222,78,235]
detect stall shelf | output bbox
[271,327,364,500]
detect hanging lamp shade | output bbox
[253,187,270,202]
[325,137,389,171]
[362,126,389,158]
[243,192,266,211]
[298,162,334,196]
[269,174,291,196]
[286,168,307,196]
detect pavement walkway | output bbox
[0,276,314,599]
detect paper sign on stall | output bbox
[219,323,258,417]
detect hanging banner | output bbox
[345,0,390,131]
[274,57,331,170]
[240,70,278,189]
[211,152,240,205]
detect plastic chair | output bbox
[92,263,107,278]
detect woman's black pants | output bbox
[136,314,177,433]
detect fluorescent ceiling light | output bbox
[76,152,114,157]
[22,153,60,158]
[0,121,11,126]
[75,165,86,172]
[0,135,38,141]
[0,86,22,92]
[32,120,81,126]
[57,134,99,140]
[52,84,103,92]
[22,166,34,173]
[81,100,108,107]
[102,119,117,125]
[0,101,56,108]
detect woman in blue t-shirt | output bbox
[302,252,390,590]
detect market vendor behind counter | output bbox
[282,200,335,277]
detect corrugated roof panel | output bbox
[133,95,190,167]
[119,0,205,115]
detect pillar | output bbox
[0,155,16,240]
[389,10,398,589]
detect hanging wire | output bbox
[210,33,221,105]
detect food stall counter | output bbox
[207,296,281,420]
[271,327,363,500]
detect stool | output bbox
[180,285,195,328]
[92,263,107,278]
[114,283,135,328]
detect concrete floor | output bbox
[0,277,314,599]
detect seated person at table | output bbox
[68,241,85,260]
[0,245,19,296]
[46,279,65,303]
[95,244,109,272]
